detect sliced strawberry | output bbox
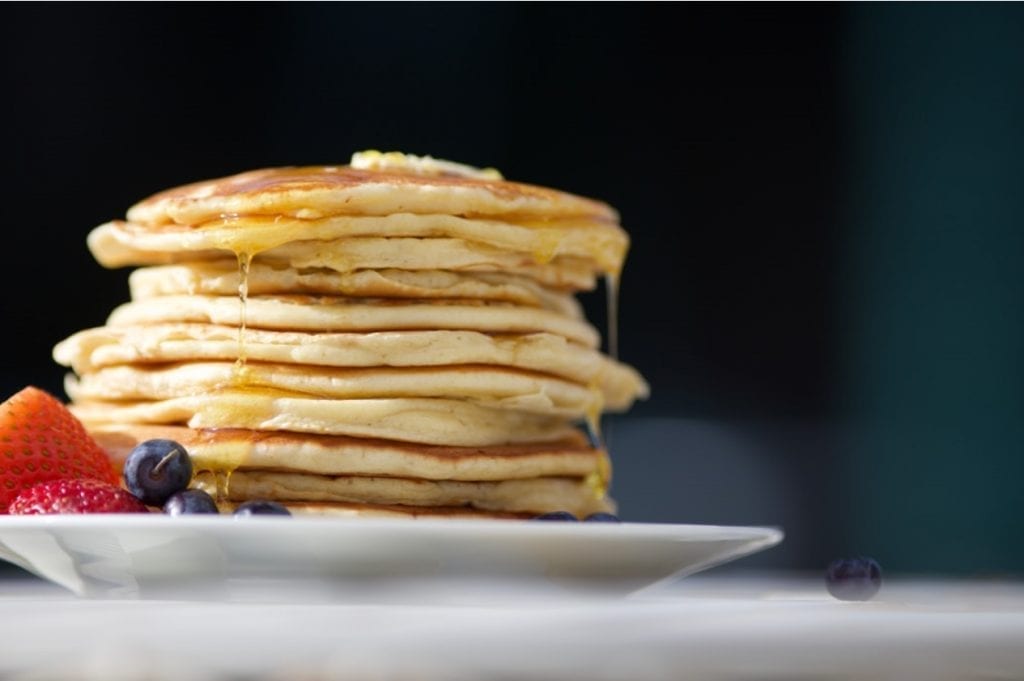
[0,386,119,512]
[8,478,149,514]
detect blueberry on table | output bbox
[163,489,219,515]
[583,512,621,522]
[825,556,882,601]
[123,439,193,506]
[532,511,578,521]
[233,500,292,516]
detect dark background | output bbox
[1,3,1022,576]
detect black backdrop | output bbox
[3,3,1022,575]
[1,3,840,418]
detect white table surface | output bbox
[1,572,1022,681]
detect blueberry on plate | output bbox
[825,556,882,601]
[233,500,292,516]
[123,439,193,507]
[532,511,578,521]
[163,489,219,515]
[583,512,621,522]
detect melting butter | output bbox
[351,150,503,180]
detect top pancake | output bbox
[126,156,618,227]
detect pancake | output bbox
[90,211,628,273]
[105,295,602,348]
[193,470,612,517]
[128,263,583,316]
[54,152,645,518]
[92,236,601,290]
[68,392,578,446]
[89,424,609,482]
[126,153,618,226]
[214,500,535,519]
[54,327,648,405]
[67,361,607,416]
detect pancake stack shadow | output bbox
[54,152,648,518]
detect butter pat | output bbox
[351,150,503,180]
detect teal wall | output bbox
[840,4,1024,573]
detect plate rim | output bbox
[0,513,784,540]
[0,516,784,598]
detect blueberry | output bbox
[163,489,219,515]
[532,511,578,521]
[123,439,193,506]
[233,500,291,516]
[825,556,882,601]
[583,512,621,522]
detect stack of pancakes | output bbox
[54,151,647,518]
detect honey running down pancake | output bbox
[54,151,647,517]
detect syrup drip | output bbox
[233,251,252,384]
[605,272,620,361]
[213,470,232,503]
[583,271,621,450]
[584,396,604,449]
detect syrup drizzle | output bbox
[213,470,231,504]
[233,251,252,384]
[584,271,621,449]
[605,272,619,361]
[583,392,604,449]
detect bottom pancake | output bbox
[89,423,615,518]
[215,500,536,519]
[193,470,612,517]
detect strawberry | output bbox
[8,478,149,514]
[0,386,119,512]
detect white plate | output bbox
[0,516,782,602]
